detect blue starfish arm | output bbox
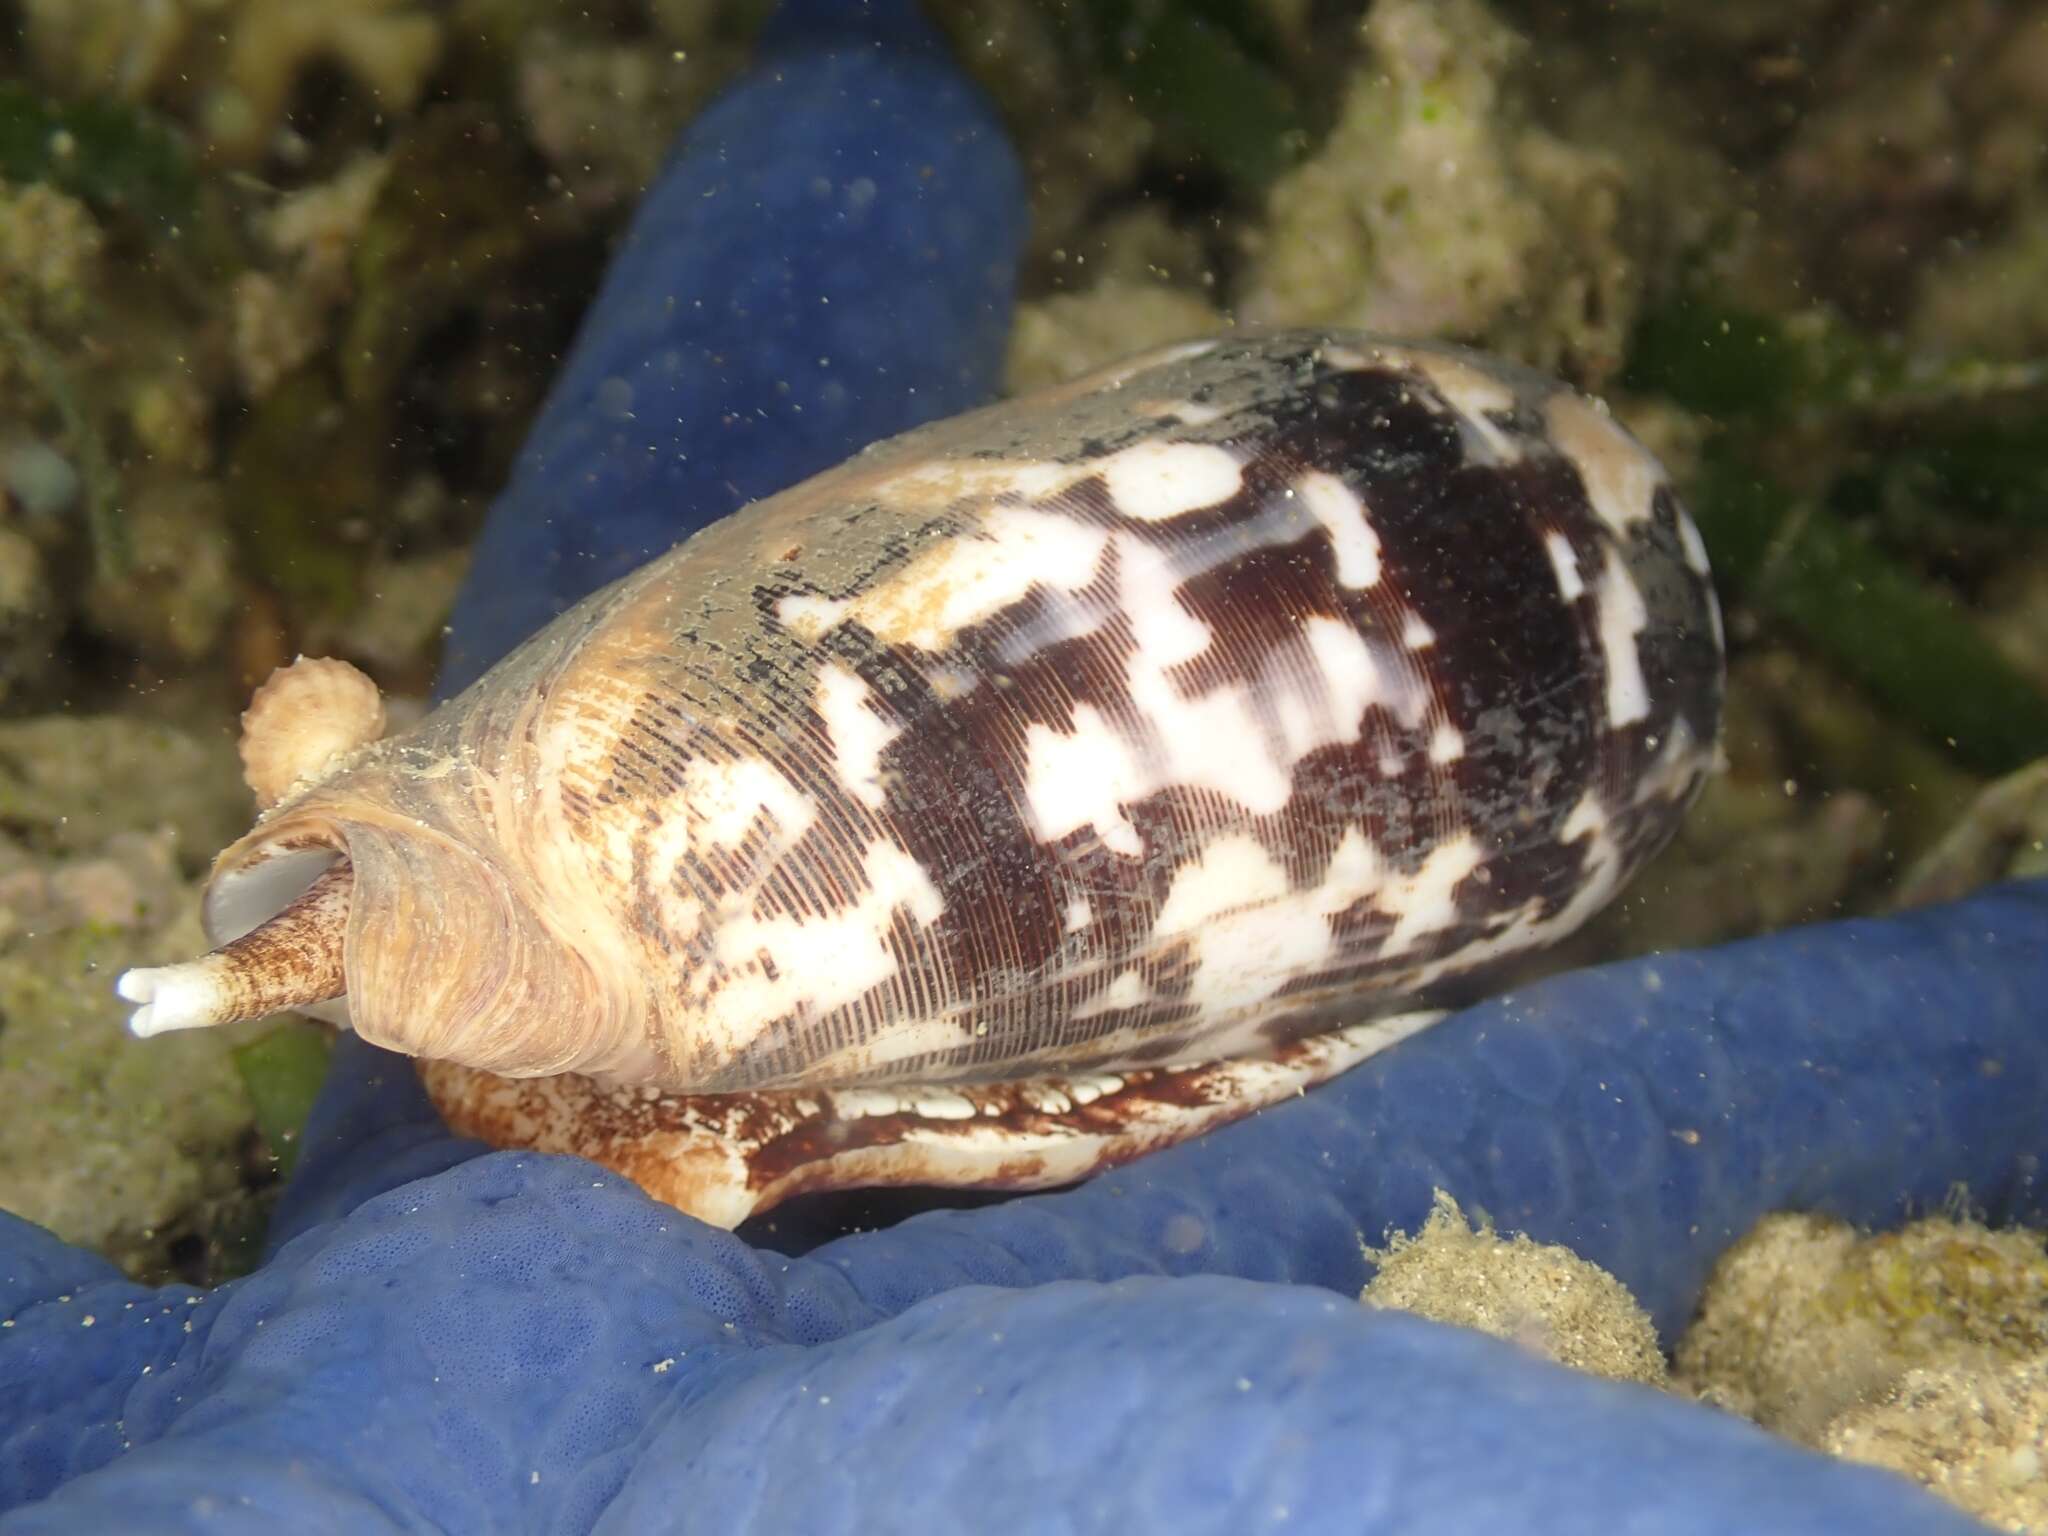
[251,859,2048,1348]
[600,1280,1986,1536]
[0,1215,127,1319]
[436,0,1025,695]
[806,879,2048,1341]
[252,874,2048,1346]
[4,1155,793,1531]
[11,886,2039,1529]
[0,1218,174,1510]
[263,1036,486,1256]
[9,994,2019,1536]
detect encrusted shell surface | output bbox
[202,330,1723,1095]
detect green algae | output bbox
[1685,444,2048,776]
[1625,294,2048,423]
[1851,414,2048,536]
[342,103,575,410]
[0,302,126,580]
[1079,1,1305,189]
[232,1022,331,1180]
[1616,282,2048,778]
[223,370,384,622]
[0,83,196,231]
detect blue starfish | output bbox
[5,5,2044,1531]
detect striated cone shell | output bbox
[201,330,1724,1094]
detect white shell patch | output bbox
[1380,834,1485,957]
[1154,832,1347,1014]
[1017,1072,1127,1115]
[849,505,1109,651]
[1593,549,1651,727]
[1126,667,1293,817]
[1020,558,1428,861]
[1546,394,1661,535]
[1118,534,1214,666]
[1296,470,1382,588]
[1408,352,1524,464]
[869,455,1092,512]
[815,663,900,811]
[692,838,945,1064]
[1022,704,1147,858]
[1153,831,1294,935]
[775,593,853,643]
[1097,439,1244,522]
[1142,396,1229,427]
[1677,509,1712,575]
[1393,796,1621,1000]
[1410,352,1515,418]
[683,757,818,850]
[1074,968,1153,1019]
[1544,530,1586,603]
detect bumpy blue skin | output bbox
[4,3,2044,1531]
[7,891,2045,1533]
[437,0,1025,696]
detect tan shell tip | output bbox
[240,655,386,810]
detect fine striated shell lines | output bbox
[121,331,1722,1110]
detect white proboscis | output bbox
[119,858,352,1038]
[118,959,237,1037]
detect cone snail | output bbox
[120,331,1724,1226]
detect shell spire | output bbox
[120,861,351,1035]
[239,655,387,811]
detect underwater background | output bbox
[2,2,2045,1529]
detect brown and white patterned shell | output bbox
[194,330,1723,1097]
